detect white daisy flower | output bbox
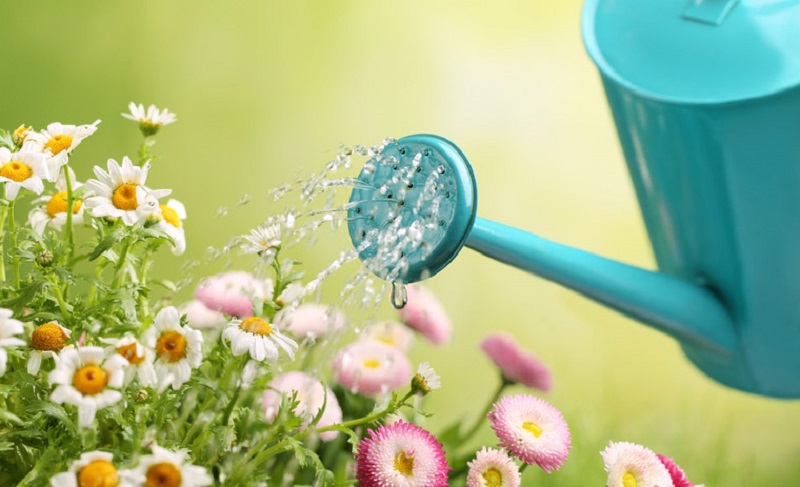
[101,335,156,387]
[0,308,25,377]
[143,306,203,392]
[27,168,86,236]
[0,147,49,200]
[12,124,33,146]
[132,445,211,487]
[601,441,674,487]
[49,450,143,487]
[242,224,281,257]
[411,362,441,395]
[222,316,298,364]
[48,346,127,428]
[26,120,100,178]
[84,157,171,226]
[154,198,187,255]
[28,321,72,375]
[122,102,177,136]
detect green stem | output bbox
[315,390,415,435]
[246,390,415,472]
[64,163,75,263]
[112,238,132,290]
[137,245,154,317]
[0,205,6,283]
[86,261,106,309]
[50,279,71,325]
[459,376,511,446]
[8,199,19,288]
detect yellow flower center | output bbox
[46,191,83,218]
[112,184,138,210]
[45,134,73,155]
[156,331,187,363]
[77,460,119,487]
[117,342,145,365]
[0,161,32,182]
[376,335,397,346]
[622,471,637,487]
[393,451,414,476]
[362,359,381,369]
[145,462,182,487]
[413,373,431,393]
[239,317,273,336]
[160,204,181,228]
[30,322,68,351]
[482,468,503,487]
[522,421,542,438]
[13,124,31,145]
[73,365,109,395]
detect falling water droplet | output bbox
[391,281,407,309]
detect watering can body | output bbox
[579,0,800,397]
[348,0,800,397]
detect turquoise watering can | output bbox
[347,0,800,398]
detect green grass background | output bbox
[1,1,799,485]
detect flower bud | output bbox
[134,389,149,403]
[35,250,55,268]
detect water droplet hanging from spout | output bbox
[391,281,407,309]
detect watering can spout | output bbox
[465,218,738,355]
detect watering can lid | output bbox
[582,0,800,104]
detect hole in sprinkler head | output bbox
[387,194,393,199]
[355,207,362,214]
[399,147,407,155]
[359,230,366,237]
[423,149,431,157]
[407,182,414,189]
[392,165,398,170]
[437,166,446,174]
[415,166,422,173]
[445,191,451,198]
[399,199,405,206]
[439,220,446,227]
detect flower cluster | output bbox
[0,109,707,486]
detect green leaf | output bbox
[2,280,46,309]
[27,400,77,434]
[0,410,23,426]
[89,234,119,261]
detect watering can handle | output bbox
[465,217,737,355]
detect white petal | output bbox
[5,183,20,200]
[28,353,43,375]
[78,399,98,427]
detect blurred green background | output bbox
[2,1,799,485]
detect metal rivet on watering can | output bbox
[348,1,800,398]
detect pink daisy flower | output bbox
[263,371,343,441]
[277,303,346,339]
[466,447,521,487]
[363,321,415,351]
[180,300,227,329]
[488,394,571,473]
[355,420,450,487]
[481,333,552,392]
[194,271,271,318]
[658,454,698,487]
[601,441,674,487]
[399,285,452,346]
[332,340,412,396]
